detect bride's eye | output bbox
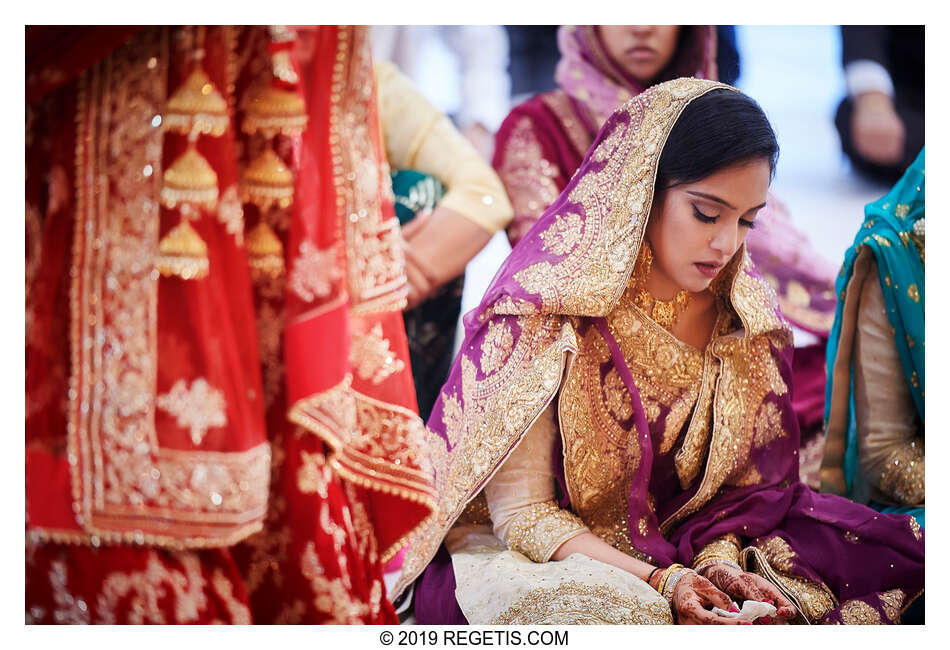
[693,206,717,223]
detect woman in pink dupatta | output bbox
[493,25,836,486]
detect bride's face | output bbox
[645,159,771,295]
[598,25,681,86]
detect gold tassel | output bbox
[161,146,219,211]
[245,220,285,279]
[241,148,294,211]
[242,83,308,138]
[155,219,209,280]
[163,68,230,137]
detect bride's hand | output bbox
[670,570,749,625]
[699,562,797,624]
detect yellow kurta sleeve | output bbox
[374,61,513,233]
[852,261,925,506]
[482,402,588,562]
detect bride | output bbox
[395,78,924,625]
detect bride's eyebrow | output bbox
[686,191,766,214]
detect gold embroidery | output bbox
[879,443,925,505]
[49,561,91,624]
[492,579,673,625]
[603,368,633,421]
[300,541,369,624]
[216,185,244,244]
[540,89,595,159]
[540,212,584,256]
[394,80,793,598]
[878,589,905,623]
[503,500,587,562]
[894,203,910,219]
[350,323,406,385]
[331,27,406,314]
[907,284,919,302]
[742,545,836,624]
[156,378,228,446]
[753,401,787,448]
[63,28,269,548]
[96,553,206,624]
[297,450,332,497]
[754,536,796,573]
[211,568,252,624]
[288,240,341,302]
[909,516,922,541]
[838,599,883,625]
[844,531,860,543]
[480,320,515,376]
[498,115,561,242]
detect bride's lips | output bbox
[627,46,656,60]
[694,262,722,278]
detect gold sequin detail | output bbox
[838,599,883,625]
[491,580,673,625]
[879,443,925,506]
[504,501,588,563]
[907,284,919,302]
[878,589,905,623]
[909,516,922,541]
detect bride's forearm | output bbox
[550,531,657,582]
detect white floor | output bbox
[458,26,890,348]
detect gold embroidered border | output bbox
[394,319,577,597]
[540,89,594,160]
[491,579,673,625]
[57,28,270,550]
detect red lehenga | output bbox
[26,25,434,624]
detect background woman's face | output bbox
[646,159,771,295]
[599,25,681,86]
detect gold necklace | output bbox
[630,242,691,332]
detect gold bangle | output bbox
[656,563,684,596]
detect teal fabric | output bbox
[825,148,925,494]
[391,170,446,225]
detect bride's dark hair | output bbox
[656,88,779,190]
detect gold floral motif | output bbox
[878,589,905,623]
[894,203,910,219]
[603,368,633,421]
[97,553,207,624]
[909,516,922,541]
[498,115,561,242]
[879,444,925,506]
[838,599,883,625]
[297,450,332,498]
[300,540,370,624]
[288,240,341,302]
[49,561,91,624]
[754,536,796,573]
[492,579,673,625]
[350,323,406,385]
[211,568,252,624]
[156,378,228,446]
[503,500,588,562]
[480,320,515,376]
[540,212,584,256]
[844,531,860,543]
[753,401,786,449]
[216,185,244,245]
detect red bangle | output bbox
[647,567,662,584]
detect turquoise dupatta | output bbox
[824,149,924,506]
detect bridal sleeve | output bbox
[483,402,588,562]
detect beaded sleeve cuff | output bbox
[503,500,589,563]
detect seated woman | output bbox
[823,149,924,526]
[493,25,838,488]
[392,78,924,625]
